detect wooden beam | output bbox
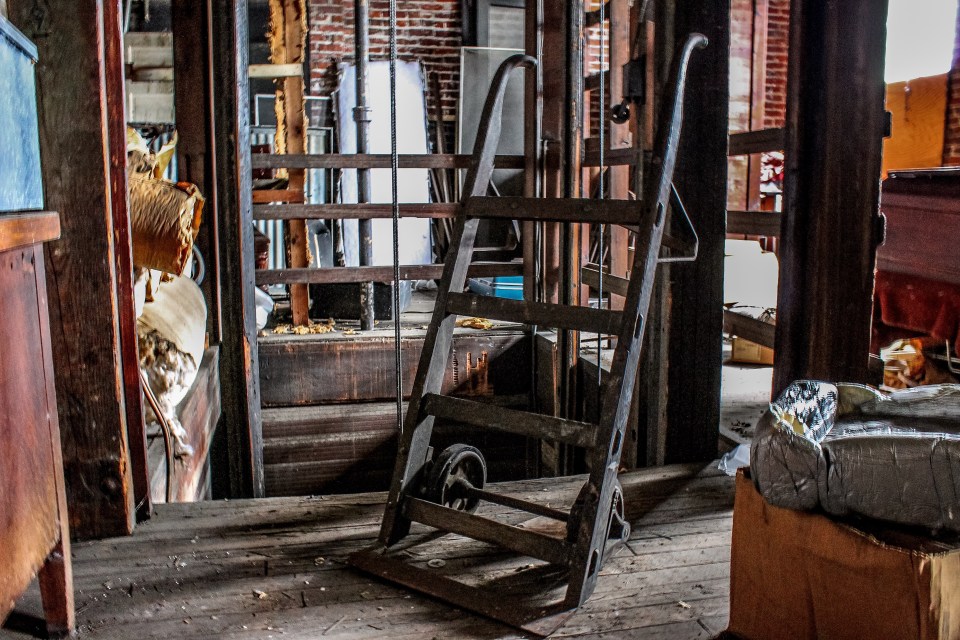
[252,202,460,220]
[10,0,136,538]
[661,0,730,464]
[250,153,526,170]
[727,127,785,155]
[172,0,223,342]
[210,0,265,498]
[248,62,301,78]
[746,0,769,211]
[727,209,782,236]
[607,0,632,309]
[104,0,150,523]
[256,261,523,285]
[773,0,888,393]
[269,0,310,325]
[722,308,775,349]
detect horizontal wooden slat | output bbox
[255,261,522,285]
[0,211,60,252]
[727,127,785,156]
[581,263,630,297]
[722,308,775,349]
[252,189,304,204]
[422,393,598,449]
[582,147,641,167]
[253,202,461,220]
[447,292,622,335]
[248,63,302,78]
[404,497,571,566]
[464,196,640,225]
[727,210,782,237]
[251,153,526,170]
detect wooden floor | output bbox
[4,463,734,640]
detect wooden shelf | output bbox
[0,210,60,252]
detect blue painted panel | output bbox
[0,16,43,213]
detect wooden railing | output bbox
[251,153,527,289]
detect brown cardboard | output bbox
[727,470,960,640]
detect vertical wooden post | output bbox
[211,0,265,498]
[269,0,311,326]
[104,0,150,521]
[173,0,223,343]
[773,0,888,393]
[10,0,137,538]
[606,0,631,310]
[746,0,768,212]
[661,0,729,463]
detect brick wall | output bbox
[763,0,790,128]
[307,0,462,122]
[943,2,960,165]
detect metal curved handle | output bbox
[461,54,538,200]
[644,33,708,227]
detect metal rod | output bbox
[388,0,403,433]
[354,0,375,330]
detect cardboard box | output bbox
[729,337,774,365]
[727,470,960,640]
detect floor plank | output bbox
[4,463,734,639]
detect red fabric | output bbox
[874,270,960,357]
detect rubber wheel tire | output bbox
[425,444,487,512]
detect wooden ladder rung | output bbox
[422,393,598,449]
[464,196,640,226]
[446,292,622,335]
[404,497,571,566]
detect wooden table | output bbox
[0,210,74,636]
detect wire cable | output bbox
[389,0,404,433]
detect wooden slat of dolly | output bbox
[255,261,523,285]
[253,202,460,220]
[251,153,526,170]
[727,127,785,156]
[422,393,598,449]
[464,196,639,225]
[446,292,623,335]
[404,497,571,566]
[727,210,782,237]
[722,308,775,349]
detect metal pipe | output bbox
[354,0,375,330]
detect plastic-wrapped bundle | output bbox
[130,176,203,275]
[752,381,960,531]
[127,128,204,275]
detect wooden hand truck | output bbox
[351,33,708,636]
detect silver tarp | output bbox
[752,381,960,531]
